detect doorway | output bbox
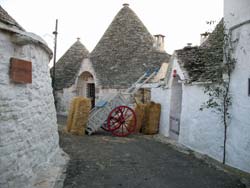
[169,76,182,140]
[76,71,95,108]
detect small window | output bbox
[248,78,250,96]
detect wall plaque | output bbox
[10,58,32,83]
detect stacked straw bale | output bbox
[132,103,146,132]
[65,97,91,135]
[141,102,161,135]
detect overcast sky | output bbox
[1,0,223,61]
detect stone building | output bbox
[52,3,170,115]
[224,0,250,173]
[52,39,90,114]
[152,20,223,140]
[0,6,67,187]
[151,15,250,173]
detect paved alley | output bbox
[59,122,244,188]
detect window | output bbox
[248,78,250,96]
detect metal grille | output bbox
[87,83,95,108]
[87,83,95,98]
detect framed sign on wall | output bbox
[10,58,32,84]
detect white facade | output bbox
[152,40,250,172]
[179,85,223,161]
[224,0,250,173]
[151,1,250,173]
[55,58,123,115]
[151,87,170,137]
[151,57,223,161]
[0,27,66,187]
[55,86,77,115]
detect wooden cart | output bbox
[86,69,158,137]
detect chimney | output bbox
[184,43,193,49]
[123,3,129,7]
[154,34,165,52]
[200,32,210,45]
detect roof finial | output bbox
[77,37,80,41]
[123,3,129,7]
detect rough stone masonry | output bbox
[0,6,67,188]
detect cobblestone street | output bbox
[58,116,245,188]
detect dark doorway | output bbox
[87,83,95,108]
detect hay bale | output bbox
[70,97,91,136]
[133,103,146,132]
[65,97,91,136]
[141,102,161,135]
[65,97,78,133]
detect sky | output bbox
[0,0,223,64]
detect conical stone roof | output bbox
[90,4,170,89]
[52,40,89,90]
[0,5,24,31]
[175,19,224,82]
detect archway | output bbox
[169,75,182,140]
[76,71,95,108]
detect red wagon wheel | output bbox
[107,106,136,137]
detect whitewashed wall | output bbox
[98,88,121,99]
[224,0,250,27]
[151,56,185,137]
[179,85,223,161]
[154,55,226,165]
[77,58,98,85]
[0,30,64,187]
[224,0,250,173]
[159,38,250,172]
[152,57,223,161]
[151,87,170,137]
[55,86,77,115]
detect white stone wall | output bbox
[55,87,123,116]
[98,88,122,99]
[160,43,250,172]
[55,86,77,115]
[151,79,223,162]
[179,85,223,161]
[155,55,222,163]
[151,87,170,137]
[224,0,250,173]
[77,58,98,85]
[224,0,250,28]
[151,57,185,137]
[0,31,62,187]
